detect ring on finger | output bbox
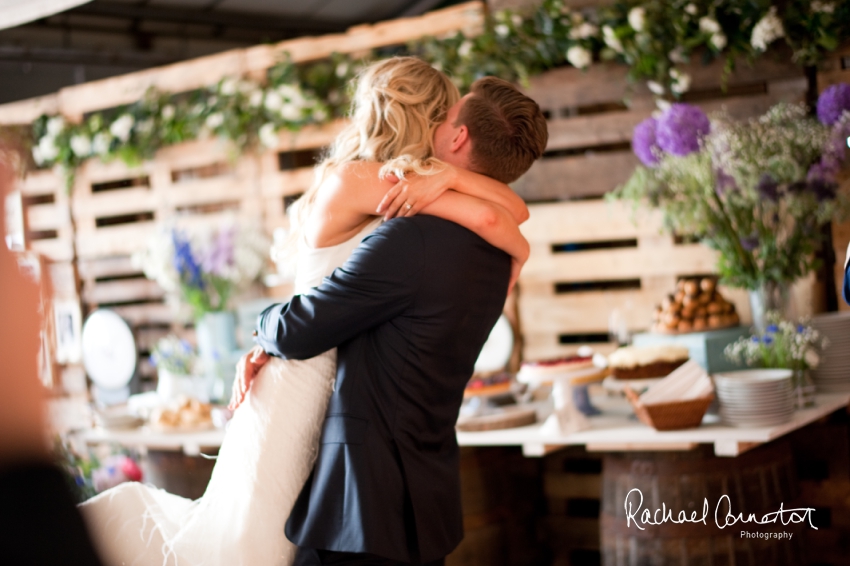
[404,203,413,211]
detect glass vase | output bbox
[792,368,816,409]
[748,280,789,333]
[195,311,238,403]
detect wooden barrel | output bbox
[448,447,544,566]
[141,449,218,500]
[601,442,806,566]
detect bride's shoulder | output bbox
[327,161,385,182]
[319,161,393,199]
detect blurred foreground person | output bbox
[0,147,104,565]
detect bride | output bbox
[80,56,529,566]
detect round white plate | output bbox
[474,314,514,374]
[82,309,137,390]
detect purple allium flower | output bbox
[763,335,774,345]
[740,234,759,251]
[656,103,710,156]
[756,174,779,201]
[715,168,737,196]
[632,117,662,166]
[816,83,850,126]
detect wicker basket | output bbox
[624,387,714,431]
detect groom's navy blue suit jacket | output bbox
[255,216,510,563]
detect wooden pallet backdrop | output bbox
[7,2,485,386]
[514,53,813,361]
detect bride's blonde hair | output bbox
[285,57,460,251]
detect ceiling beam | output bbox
[67,0,350,36]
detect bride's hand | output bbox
[228,346,270,411]
[376,165,458,220]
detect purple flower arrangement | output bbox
[632,103,710,166]
[615,87,850,291]
[135,221,269,319]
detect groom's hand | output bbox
[228,346,270,410]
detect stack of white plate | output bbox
[713,369,795,427]
[811,312,850,393]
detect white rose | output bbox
[647,80,665,95]
[161,105,175,121]
[32,146,45,166]
[258,123,278,148]
[668,47,687,63]
[46,116,65,137]
[205,113,224,129]
[751,6,784,51]
[603,26,623,53]
[812,1,834,13]
[280,104,301,122]
[670,69,691,94]
[312,107,328,123]
[628,7,645,32]
[710,32,727,50]
[109,114,134,142]
[685,4,698,16]
[249,90,263,108]
[92,132,111,156]
[264,91,283,112]
[277,84,304,106]
[220,78,238,96]
[495,24,510,37]
[698,17,720,34]
[37,136,58,162]
[458,40,473,59]
[566,45,592,69]
[70,134,92,157]
[569,22,598,40]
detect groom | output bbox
[236,77,547,565]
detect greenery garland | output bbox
[29,0,850,187]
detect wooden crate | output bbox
[514,53,809,361]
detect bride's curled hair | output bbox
[281,57,460,260]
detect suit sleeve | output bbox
[255,219,425,360]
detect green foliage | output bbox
[28,0,850,187]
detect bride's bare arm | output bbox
[317,162,528,274]
[377,164,529,223]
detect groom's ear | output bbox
[450,124,470,153]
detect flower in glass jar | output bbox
[656,103,710,156]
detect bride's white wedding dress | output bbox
[81,218,382,566]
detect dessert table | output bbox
[456,392,850,457]
[80,392,850,458]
